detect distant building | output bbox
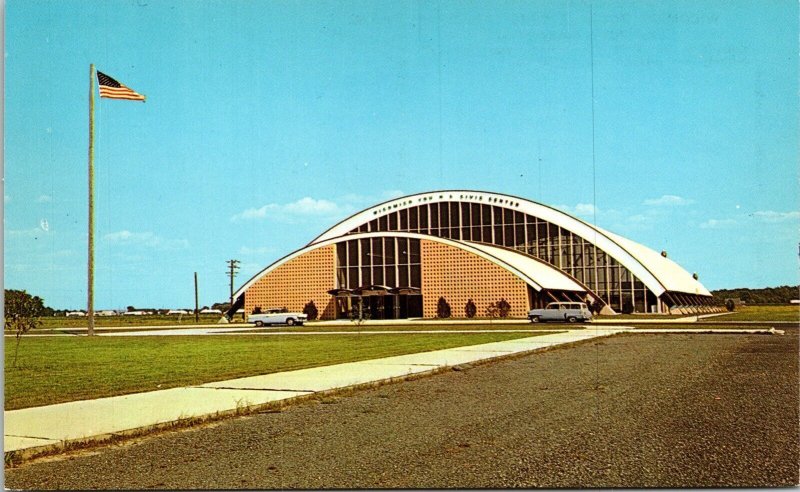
[231,190,719,319]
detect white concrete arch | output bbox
[309,190,710,297]
[234,232,586,300]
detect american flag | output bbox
[97,71,146,101]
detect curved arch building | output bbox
[233,190,718,319]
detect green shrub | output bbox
[436,297,452,318]
[303,300,319,320]
[497,299,511,317]
[465,299,477,318]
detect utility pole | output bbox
[194,272,199,323]
[226,259,241,314]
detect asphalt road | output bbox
[6,331,798,489]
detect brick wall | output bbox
[421,240,530,318]
[243,245,337,320]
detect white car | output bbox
[528,302,592,323]
[247,308,307,327]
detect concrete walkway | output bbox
[4,327,628,456]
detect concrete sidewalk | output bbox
[4,327,628,457]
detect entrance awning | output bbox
[327,288,355,297]
[352,285,392,296]
[388,286,421,295]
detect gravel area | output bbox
[6,331,798,489]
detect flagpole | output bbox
[87,63,96,336]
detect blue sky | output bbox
[4,0,798,310]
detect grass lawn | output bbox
[708,305,799,322]
[263,322,561,333]
[25,314,238,330]
[4,332,547,410]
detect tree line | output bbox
[711,285,799,305]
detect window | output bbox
[409,239,421,263]
[336,243,347,266]
[360,238,370,265]
[348,267,359,289]
[371,238,382,264]
[385,265,396,286]
[398,238,409,263]
[450,202,460,228]
[493,206,503,226]
[504,207,513,225]
[440,202,449,229]
[348,240,358,265]
[372,266,384,285]
[385,238,395,264]
[410,264,421,287]
[471,203,482,227]
[398,264,409,286]
[419,205,428,231]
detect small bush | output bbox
[622,301,634,315]
[436,297,452,318]
[485,302,499,318]
[497,299,511,317]
[465,299,477,318]
[303,300,319,320]
[725,299,736,312]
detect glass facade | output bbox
[349,202,657,313]
[334,237,423,319]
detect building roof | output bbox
[234,232,586,299]
[309,190,710,297]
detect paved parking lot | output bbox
[6,331,797,489]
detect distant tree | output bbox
[465,299,477,318]
[436,297,451,318]
[497,299,511,317]
[725,299,736,312]
[712,285,799,305]
[303,300,319,321]
[4,290,46,367]
[212,302,231,312]
[126,305,136,312]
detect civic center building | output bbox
[231,190,718,320]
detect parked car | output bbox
[247,308,307,327]
[528,302,592,323]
